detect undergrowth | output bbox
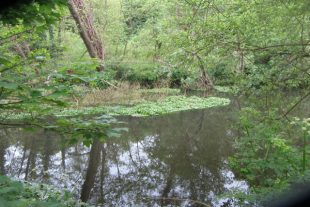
[0,175,90,207]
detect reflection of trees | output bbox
[97,107,236,206]
[0,128,72,181]
[148,108,233,206]
[0,128,9,175]
[24,136,37,180]
[0,107,237,206]
[42,130,53,181]
[81,139,102,202]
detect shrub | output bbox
[0,175,90,207]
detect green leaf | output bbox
[0,57,11,65]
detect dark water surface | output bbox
[0,100,252,206]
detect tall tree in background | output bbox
[68,0,105,71]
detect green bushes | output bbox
[209,63,236,85]
[104,63,169,87]
[0,175,89,207]
[229,107,310,205]
[169,69,191,87]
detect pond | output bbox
[0,98,252,207]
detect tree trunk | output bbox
[11,35,27,59]
[48,25,57,58]
[68,0,105,71]
[195,54,213,89]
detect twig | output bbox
[0,27,35,42]
[0,61,26,73]
[282,90,310,118]
[79,49,88,60]
[102,79,118,89]
[243,42,310,51]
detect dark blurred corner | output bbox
[266,182,310,207]
[0,0,33,12]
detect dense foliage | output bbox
[0,175,90,207]
[0,0,310,206]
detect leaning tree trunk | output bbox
[68,0,105,71]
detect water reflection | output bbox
[0,106,248,206]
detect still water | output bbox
[0,101,249,206]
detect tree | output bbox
[68,0,105,71]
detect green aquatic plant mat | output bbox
[58,95,230,117]
[0,96,230,119]
[111,95,230,116]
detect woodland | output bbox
[0,0,310,206]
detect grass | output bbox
[76,83,181,107]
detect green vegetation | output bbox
[0,175,90,207]
[113,96,229,116]
[140,88,180,95]
[58,95,230,117]
[0,0,310,206]
[76,85,181,106]
[229,108,310,204]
